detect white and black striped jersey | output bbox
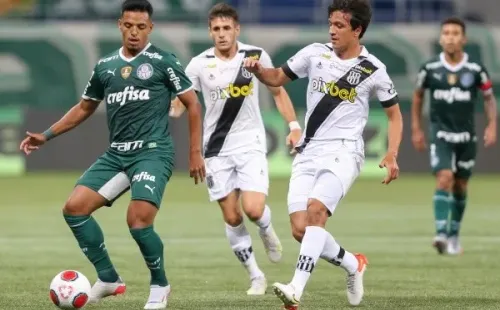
[185,42,273,158]
[282,43,399,154]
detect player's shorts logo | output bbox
[206,175,214,189]
[137,63,154,80]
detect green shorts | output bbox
[429,137,476,179]
[76,147,174,208]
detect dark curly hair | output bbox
[121,0,153,17]
[328,0,372,39]
[441,17,466,35]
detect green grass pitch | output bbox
[0,173,499,309]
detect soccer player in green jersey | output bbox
[412,17,497,255]
[19,1,205,309]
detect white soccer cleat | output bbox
[247,276,267,295]
[432,234,448,254]
[88,277,126,304]
[144,285,171,309]
[259,224,283,263]
[346,253,368,306]
[447,236,463,255]
[272,282,300,309]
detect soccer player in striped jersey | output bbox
[244,0,403,308]
[412,17,497,255]
[170,3,301,295]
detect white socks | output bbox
[225,222,264,279]
[290,226,327,298]
[254,205,272,234]
[320,232,358,274]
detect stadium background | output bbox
[1,1,500,310]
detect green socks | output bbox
[433,190,451,235]
[449,193,467,237]
[64,215,119,283]
[130,226,168,287]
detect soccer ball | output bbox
[49,270,91,309]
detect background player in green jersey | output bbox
[412,17,497,255]
[19,1,205,309]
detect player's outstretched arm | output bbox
[19,99,100,155]
[267,85,302,152]
[411,88,427,151]
[243,58,290,87]
[380,103,403,185]
[177,89,206,184]
[483,91,497,147]
[169,97,186,118]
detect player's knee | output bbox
[291,224,305,242]
[306,199,329,226]
[223,213,243,227]
[244,205,264,222]
[436,170,454,190]
[63,198,92,216]
[453,178,468,194]
[127,200,157,229]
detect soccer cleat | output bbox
[272,283,300,309]
[88,277,126,304]
[144,285,171,309]
[432,234,448,254]
[259,224,283,263]
[346,253,368,306]
[447,236,463,255]
[247,276,267,295]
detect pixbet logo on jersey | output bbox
[210,82,254,101]
[107,86,150,106]
[312,78,357,103]
[132,172,156,183]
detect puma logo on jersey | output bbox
[312,78,357,103]
[167,67,182,91]
[210,82,254,101]
[107,86,150,106]
[132,172,156,183]
[433,87,471,103]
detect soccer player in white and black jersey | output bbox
[170,3,301,295]
[244,0,403,308]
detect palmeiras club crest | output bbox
[137,63,154,80]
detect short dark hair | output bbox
[208,3,239,25]
[122,0,153,17]
[441,17,466,34]
[328,0,372,39]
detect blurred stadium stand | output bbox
[0,0,492,24]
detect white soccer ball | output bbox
[49,270,91,309]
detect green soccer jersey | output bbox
[416,53,492,138]
[82,43,193,152]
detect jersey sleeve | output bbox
[374,68,399,108]
[184,58,201,92]
[281,45,311,81]
[163,54,193,95]
[82,65,104,101]
[415,64,429,90]
[477,64,493,94]
[260,49,274,69]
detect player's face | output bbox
[440,24,466,55]
[119,11,153,53]
[329,11,361,52]
[209,17,240,53]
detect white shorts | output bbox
[287,140,364,215]
[204,150,269,201]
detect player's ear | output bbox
[234,22,241,36]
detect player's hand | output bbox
[189,151,206,185]
[19,131,46,155]
[286,129,302,155]
[411,128,427,152]
[243,58,263,75]
[484,124,497,147]
[379,152,399,185]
